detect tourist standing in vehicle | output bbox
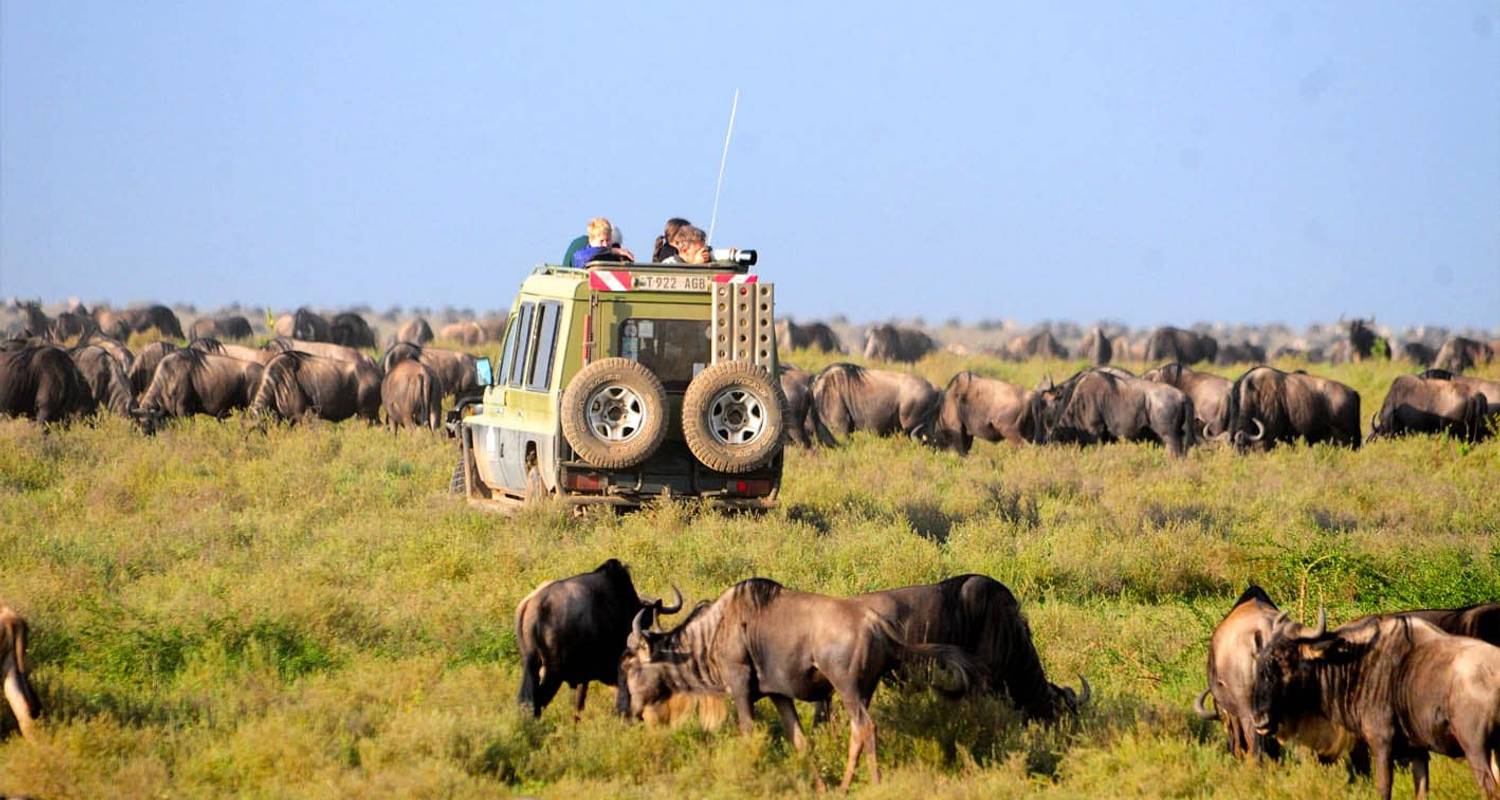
[661,225,711,265]
[652,217,692,262]
[570,217,635,266]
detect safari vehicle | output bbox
[449,256,785,510]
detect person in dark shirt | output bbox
[570,217,635,267]
[660,225,710,265]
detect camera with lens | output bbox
[710,247,758,266]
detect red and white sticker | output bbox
[712,274,758,284]
[588,270,633,292]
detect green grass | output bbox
[0,354,1497,798]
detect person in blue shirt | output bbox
[570,217,635,267]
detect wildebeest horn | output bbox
[631,608,649,643]
[1194,688,1216,720]
[1247,418,1265,442]
[1313,606,1327,637]
[1272,610,1290,631]
[1077,675,1091,707]
[658,585,683,615]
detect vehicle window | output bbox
[619,318,710,386]
[507,302,535,387]
[497,312,521,386]
[526,302,562,391]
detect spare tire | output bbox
[561,358,669,469]
[682,361,786,473]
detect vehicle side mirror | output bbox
[475,357,494,386]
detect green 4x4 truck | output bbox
[451,258,786,510]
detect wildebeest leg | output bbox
[1369,737,1395,800]
[572,683,588,721]
[811,699,831,726]
[1461,741,1498,799]
[1409,751,1428,800]
[837,694,878,789]
[772,695,824,792]
[530,672,563,718]
[2,660,37,740]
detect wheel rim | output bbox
[707,386,767,446]
[586,384,647,442]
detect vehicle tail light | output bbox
[566,472,604,492]
[733,479,772,496]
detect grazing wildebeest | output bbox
[863,324,936,363]
[1223,366,1362,451]
[51,305,97,342]
[1193,586,1283,760]
[1398,341,1437,367]
[1,607,41,741]
[1030,368,1196,457]
[381,360,442,430]
[778,364,826,447]
[127,341,179,399]
[852,575,1088,722]
[775,319,844,354]
[189,315,254,341]
[438,320,487,345]
[91,306,129,340]
[930,371,1034,453]
[189,338,275,365]
[514,559,682,718]
[1271,344,1326,363]
[1368,373,1489,443]
[0,343,96,422]
[273,308,331,342]
[1141,363,1231,440]
[1330,318,1390,363]
[69,344,134,416]
[618,578,980,789]
[390,317,434,347]
[79,333,133,372]
[265,337,377,369]
[1215,341,1266,366]
[112,305,184,340]
[1419,370,1500,426]
[1434,336,1494,373]
[250,350,381,423]
[329,312,376,349]
[810,363,943,442]
[1005,330,1068,361]
[1144,326,1218,364]
[132,349,266,432]
[379,343,478,400]
[1253,613,1500,800]
[1076,326,1113,366]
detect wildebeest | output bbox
[273,308,331,342]
[514,559,682,718]
[79,333,133,372]
[810,363,943,441]
[618,578,980,789]
[1,606,41,740]
[1141,363,1231,439]
[381,360,442,430]
[1419,369,1500,424]
[133,349,266,431]
[1369,372,1489,443]
[438,320,494,345]
[1194,586,1283,760]
[863,323,937,363]
[1253,612,1500,800]
[109,304,185,340]
[0,343,96,422]
[778,364,826,447]
[1030,368,1196,457]
[775,319,844,353]
[1270,344,1326,363]
[1223,366,1361,451]
[329,312,376,349]
[1398,341,1437,366]
[69,344,135,416]
[189,338,275,365]
[250,350,381,423]
[390,317,434,347]
[1005,330,1068,361]
[188,315,254,341]
[265,337,377,370]
[1215,341,1266,366]
[930,371,1033,453]
[1434,336,1494,373]
[1112,335,1146,363]
[51,304,97,342]
[1330,318,1390,363]
[1076,326,1112,366]
[379,343,479,400]
[1144,326,1218,364]
[127,341,179,399]
[852,575,1088,722]
[11,301,51,339]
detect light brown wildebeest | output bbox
[272,308,331,342]
[69,344,134,416]
[1076,326,1112,366]
[390,317,434,347]
[1141,362,1231,439]
[189,315,254,341]
[438,320,486,345]
[1193,586,1283,760]
[381,360,443,430]
[810,363,943,442]
[79,333,133,372]
[0,342,96,423]
[1,606,41,740]
[1368,372,1489,443]
[930,371,1033,453]
[1005,330,1067,361]
[265,337,377,370]
[379,342,478,399]
[132,348,265,432]
[862,324,936,363]
[189,337,275,365]
[1434,336,1495,373]
[250,350,381,423]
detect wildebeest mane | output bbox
[1418,368,1454,381]
[1232,584,1275,609]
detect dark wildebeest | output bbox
[514,559,682,718]
[381,360,442,430]
[1434,336,1495,373]
[1223,366,1362,451]
[1144,326,1218,364]
[1368,373,1489,443]
[930,371,1034,453]
[1271,344,1326,363]
[51,305,97,342]
[1,606,41,741]
[1215,341,1266,366]
[1141,363,1231,440]
[188,315,254,341]
[1399,341,1437,367]
[127,341,179,399]
[1400,603,1500,646]
[810,363,943,442]
[265,337,378,370]
[1030,368,1196,457]
[1005,330,1068,361]
[390,317,434,347]
[329,312,376,349]
[79,333,133,372]
[863,324,936,363]
[250,350,381,423]
[12,302,51,339]
[273,308,331,342]
[113,305,184,340]
[775,319,844,354]
[1253,613,1500,800]
[778,364,827,447]
[0,344,96,422]
[189,337,275,365]
[1331,318,1390,363]
[1076,326,1113,366]
[379,343,478,400]
[1193,586,1284,760]
[852,575,1088,722]
[69,344,135,416]
[618,578,981,789]
[132,349,266,432]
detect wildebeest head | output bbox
[1249,608,1350,737]
[617,597,704,720]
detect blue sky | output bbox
[2,2,1496,327]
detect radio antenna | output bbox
[707,88,740,244]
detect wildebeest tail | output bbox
[513,581,553,714]
[871,612,985,695]
[1181,396,1196,450]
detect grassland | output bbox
[1,352,1497,798]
